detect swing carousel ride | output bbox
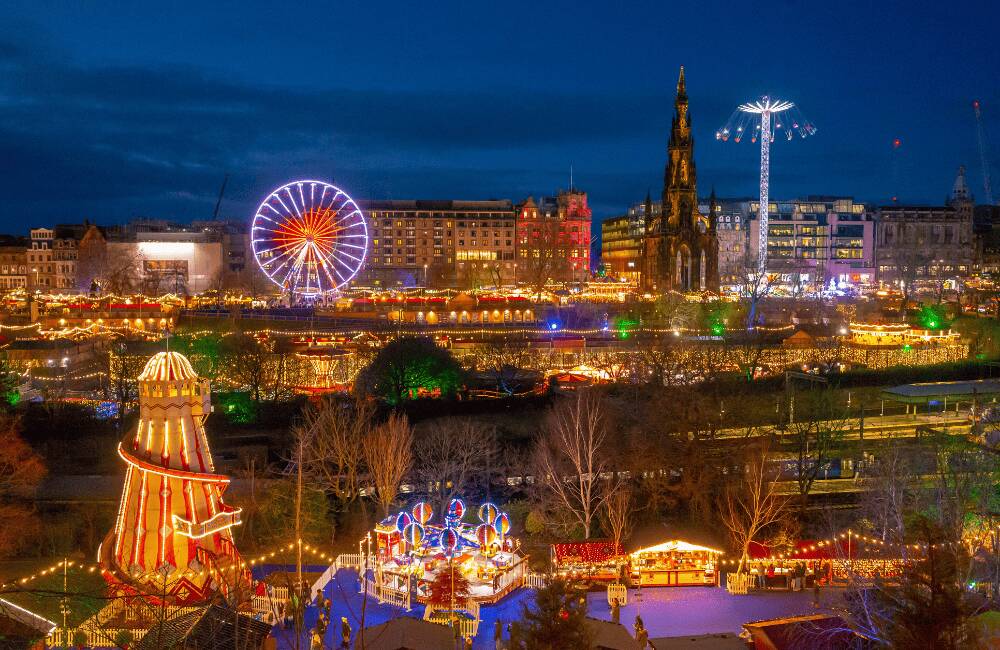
[372,498,524,603]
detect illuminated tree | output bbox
[508,578,591,650]
[105,342,147,420]
[427,566,471,608]
[355,337,463,404]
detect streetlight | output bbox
[423,264,428,289]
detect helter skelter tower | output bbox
[717,97,816,274]
[101,351,243,605]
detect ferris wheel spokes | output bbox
[251,179,369,297]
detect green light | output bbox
[615,318,638,340]
[711,322,725,336]
[902,344,912,352]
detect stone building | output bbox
[27,227,80,291]
[875,167,975,286]
[0,236,28,291]
[359,199,517,288]
[642,67,718,292]
[516,189,592,285]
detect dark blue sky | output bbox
[2,0,998,230]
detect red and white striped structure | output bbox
[101,351,243,605]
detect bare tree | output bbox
[534,390,618,539]
[300,397,373,503]
[856,433,917,543]
[781,392,849,511]
[412,418,495,515]
[478,337,535,395]
[363,413,413,516]
[719,444,788,574]
[599,484,634,555]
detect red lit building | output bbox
[516,189,592,285]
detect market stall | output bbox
[629,540,722,586]
[550,540,625,581]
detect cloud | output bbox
[0,34,682,224]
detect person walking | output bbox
[494,619,503,649]
[611,598,620,625]
[340,617,351,649]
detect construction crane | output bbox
[973,100,994,205]
[212,173,229,220]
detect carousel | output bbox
[371,499,526,604]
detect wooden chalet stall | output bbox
[550,541,625,581]
[629,540,722,587]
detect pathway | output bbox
[265,568,845,648]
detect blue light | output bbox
[549,322,559,330]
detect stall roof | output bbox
[552,540,624,565]
[630,540,723,556]
[881,379,1000,405]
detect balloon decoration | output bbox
[403,522,424,547]
[476,523,498,553]
[493,512,511,538]
[447,498,466,520]
[395,511,413,533]
[478,502,499,524]
[441,527,460,557]
[412,502,433,525]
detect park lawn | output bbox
[2,565,109,628]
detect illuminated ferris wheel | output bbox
[251,179,368,297]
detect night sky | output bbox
[2,0,998,230]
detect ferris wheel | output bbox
[251,179,369,297]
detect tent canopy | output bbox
[630,540,723,556]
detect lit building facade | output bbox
[516,189,592,285]
[599,200,649,282]
[748,197,875,288]
[0,237,28,290]
[359,200,516,288]
[28,227,79,291]
[875,168,975,285]
[700,198,750,285]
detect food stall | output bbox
[629,540,722,586]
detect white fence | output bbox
[607,583,627,606]
[726,572,753,595]
[492,560,525,600]
[48,626,136,648]
[362,572,411,611]
[523,572,547,589]
[423,602,480,639]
